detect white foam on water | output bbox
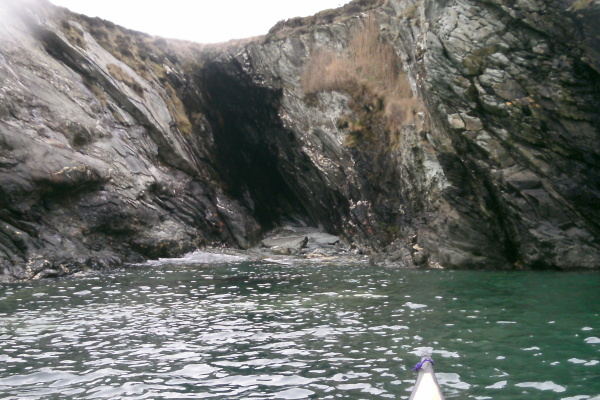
[262,258,295,265]
[384,325,410,331]
[436,372,471,390]
[0,355,25,363]
[274,388,315,399]
[435,349,461,358]
[486,380,507,389]
[354,293,388,298]
[410,347,460,359]
[168,364,218,378]
[404,302,427,309]
[568,358,599,366]
[145,250,248,266]
[581,327,593,331]
[410,346,433,356]
[515,381,566,393]
[584,337,600,344]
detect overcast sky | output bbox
[48,0,351,43]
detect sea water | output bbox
[0,254,598,399]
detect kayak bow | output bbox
[409,354,445,400]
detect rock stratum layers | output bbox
[0,0,598,281]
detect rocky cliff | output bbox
[1,0,598,281]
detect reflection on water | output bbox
[0,256,599,399]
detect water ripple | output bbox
[0,264,598,399]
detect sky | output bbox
[48,0,352,43]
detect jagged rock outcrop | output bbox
[0,0,263,280]
[0,0,598,281]
[396,0,600,269]
[201,0,600,269]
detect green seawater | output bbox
[0,259,599,399]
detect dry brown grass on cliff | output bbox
[301,17,424,131]
[107,63,145,97]
[67,13,199,136]
[60,19,87,49]
[165,84,193,135]
[301,51,353,93]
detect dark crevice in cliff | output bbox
[197,60,315,229]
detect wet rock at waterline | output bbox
[1,0,599,281]
[262,236,309,254]
[259,226,345,256]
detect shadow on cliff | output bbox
[191,59,314,229]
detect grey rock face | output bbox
[0,0,598,281]
[409,0,600,269]
[0,1,259,281]
[262,236,309,253]
[227,0,600,269]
